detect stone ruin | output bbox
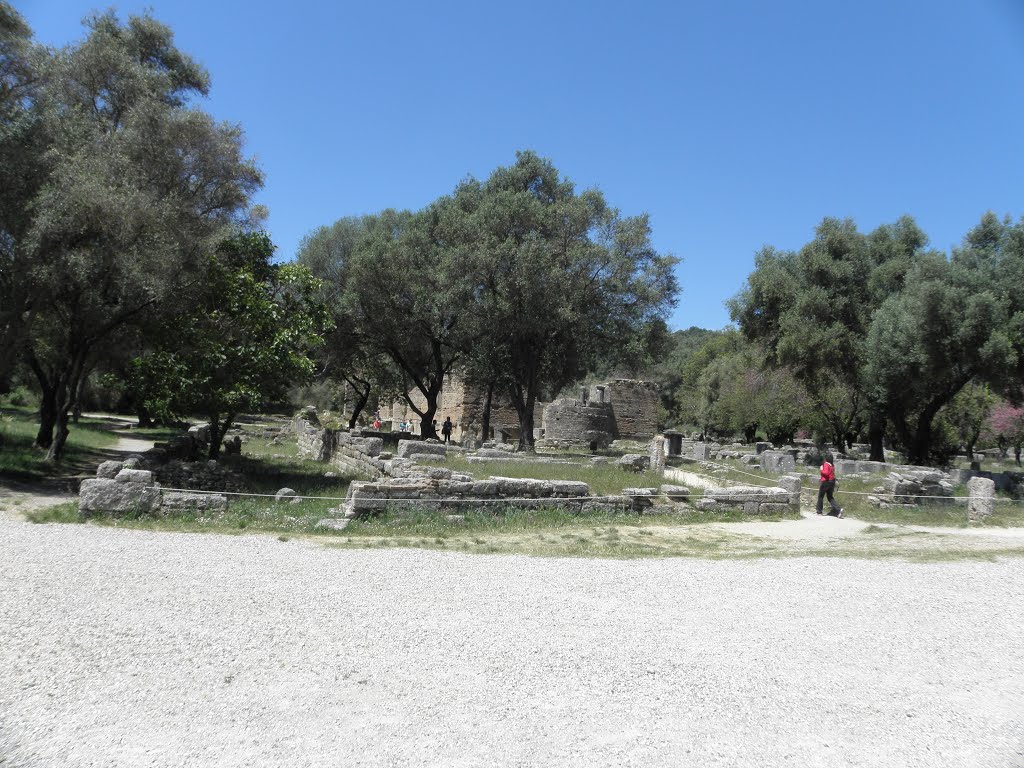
[293,413,802,529]
[80,459,229,518]
[370,376,662,449]
[540,379,659,450]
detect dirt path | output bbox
[0,417,154,522]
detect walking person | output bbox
[816,452,844,517]
[441,416,453,443]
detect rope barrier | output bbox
[148,486,638,506]
[668,458,1018,503]
[135,456,1016,507]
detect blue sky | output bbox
[18,0,1024,330]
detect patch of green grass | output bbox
[1,411,120,481]
[25,501,82,524]
[128,426,184,441]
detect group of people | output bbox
[367,412,454,441]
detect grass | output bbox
[1,409,121,481]
[13,416,1024,561]
[695,454,1024,528]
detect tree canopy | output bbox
[0,8,261,460]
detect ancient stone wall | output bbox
[329,433,386,479]
[296,417,386,479]
[384,375,542,443]
[696,485,794,515]
[296,419,331,462]
[603,379,659,439]
[342,471,608,518]
[541,400,615,448]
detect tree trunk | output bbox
[28,353,58,449]
[481,380,495,442]
[345,377,371,430]
[45,376,72,462]
[510,376,538,452]
[207,413,234,459]
[46,349,88,462]
[136,402,154,428]
[419,401,439,440]
[906,405,941,466]
[868,411,885,462]
[35,387,58,449]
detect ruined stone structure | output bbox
[542,399,616,449]
[79,462,229,517]
[380,375,659,447]
[541,379,659,448]
[382,375,542,443]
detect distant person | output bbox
[372,417,381,431]
[816,453,843,517]
[441,417,453,443]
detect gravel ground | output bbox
[1,513,1022,768]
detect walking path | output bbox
[0,416,153,522]
[1,514,1021,767]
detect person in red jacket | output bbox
[816,453,844,517]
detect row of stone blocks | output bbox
[79,460,228,517]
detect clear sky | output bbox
[17,0,1024,330]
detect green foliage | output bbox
[131,231,330,456]
[445,151,679,448]
[646,326,722,428]
[694,343,810,444]
[1,8,262,461]
[865,230,1022,463]
[729,213,1024,464]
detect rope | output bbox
[670,459,1018,504]
[148,486,638,506]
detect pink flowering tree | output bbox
[984,402,1024,464]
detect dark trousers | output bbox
[816,480,840,514]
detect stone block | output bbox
[471,480,498,496]
[704,486,791,505]
[275,487,298,502]
[660,484,690,500]
[550,480,591,497]
[493,477,552,497]
[693,443,710,460]
[759,451,795,474]
[115,468,153,485]
[967,476,995,522]
[855,461,887,475]
[396,441,447,460]
[80,478,161,517]
[437,481,475,495]
[161,491,228,513]
[776,474,803,506]
[477,448,515,458]
[835,459,858,475]
[755,441,772,455]
[616,454,650,472]
[97,460,123,479]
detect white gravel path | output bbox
[1,514,1022,767]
